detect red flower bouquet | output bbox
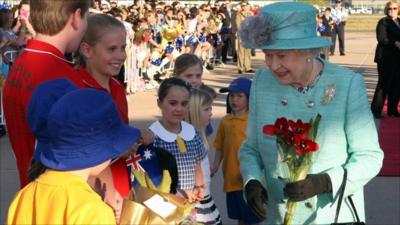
[263,114,321,225]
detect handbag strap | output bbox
[348,196,361,222]
[334,169,347,223]
[334,169,362,223]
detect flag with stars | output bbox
[127,144,163,188]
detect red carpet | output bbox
[378,103,400,176]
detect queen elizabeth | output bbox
[238,2,383,224]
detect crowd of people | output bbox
[87,0,260,93]
[0,0,391,225]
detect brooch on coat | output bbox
[321,84,336,105]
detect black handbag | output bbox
[331,169,366,225]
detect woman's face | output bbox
[200,104,212,127]
[83,27,127,78]
[387,3,398,19]
[264,50,312,87]
[177,64,203,88]
[158,86,190,128]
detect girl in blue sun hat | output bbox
[7,80,141,225]
[238,2,383,224]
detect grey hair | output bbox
[299,48,324,58]
[262,48,324,58]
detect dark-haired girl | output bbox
[149,78,207,208]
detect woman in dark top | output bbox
[371,0,400,118]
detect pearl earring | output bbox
[306,58,312,63]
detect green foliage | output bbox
[346,15,381,32]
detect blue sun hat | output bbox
[28,79,78,161]
[35,88,141,170]
[239,2,331,50]
[220,77,252,98]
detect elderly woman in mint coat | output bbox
[238,2,383,225]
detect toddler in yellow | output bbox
[212,77,263,225]
[7,79,141,225]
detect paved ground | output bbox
[1,32,399,224]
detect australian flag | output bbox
[126,144,178,193]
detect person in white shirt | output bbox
[330,0,348,56]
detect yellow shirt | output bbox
[214,111,248,192]
[7,170,116,225]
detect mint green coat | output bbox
[239,61,383,225]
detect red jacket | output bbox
[3,40,85,187]
[78,67,131,197]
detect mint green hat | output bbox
[239,2,331,50]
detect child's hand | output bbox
[193,184,205,200]
[210,164,219,177]
[19,16,28,27]
[120,143,140,159]
[140,129,154,145]
[178,189,199,203]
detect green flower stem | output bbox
[283,200,296,225]
[283,164,311,225]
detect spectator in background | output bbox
[0,8,27,76]
[220,0,233,63]
[330,0,348,56]
[15,0,35,38]
[101,1,110,13]
[235,2,254,74]
[371,0,400,118]
[110,1,118,9]
[90,0,103,14]
[320,7,334,60]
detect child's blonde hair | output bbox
[186,87,213,149]
[78,14,125,65]
[82,14,125,46]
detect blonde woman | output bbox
[371,1,400,118]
